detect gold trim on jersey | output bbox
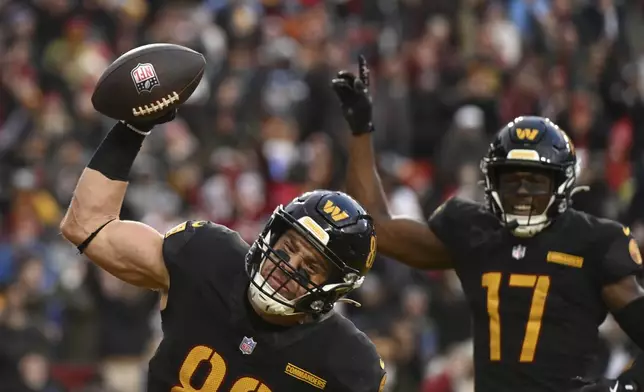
[165,221,187,238]
[284,363,326,390]
[546,251,584,268]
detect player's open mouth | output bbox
[508,200,540,215]
[514,204,532,212]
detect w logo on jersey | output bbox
[131,63,160,94]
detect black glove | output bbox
[126,109,177,133]
[577,378,638,392]
[331,55,374,135]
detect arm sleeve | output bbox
[427,196,494,257]
[427,197,460,250]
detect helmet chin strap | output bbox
[249,256,306,316]
[504,214,551,237]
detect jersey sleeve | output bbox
[598,225,643,285]
[427,196,494,256]
[332,332,387,392]
[162,220,249,293]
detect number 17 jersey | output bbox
[428,197,643,392]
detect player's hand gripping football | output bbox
[331,55,374,135]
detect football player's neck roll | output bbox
[245,191,376,326]
[481,116,581,237]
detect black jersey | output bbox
[428,197,643,392]
[147,220,386,392]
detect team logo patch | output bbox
[515,128,539,141]
[239,336,257,355]
[131,63,160,94]
[322,200,349,222]
[284,363,326,390]
[512,245,526,260]
[629,239,642,265]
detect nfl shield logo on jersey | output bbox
[130,63,160,94]
[512,245,526,260]
[239,336,257,355]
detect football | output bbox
[91,43,206,122]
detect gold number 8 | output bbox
[171,346,272,392]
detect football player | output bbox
[59,112,386,392]
[332,56,644,392]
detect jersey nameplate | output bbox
[546,251,584,268]
[284,363,327,390]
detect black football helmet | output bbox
[480,116,580,236]
[246,190,376,316]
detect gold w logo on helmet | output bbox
[516,128,539,141]
[323,200,350,222]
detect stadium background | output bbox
[1,0,644,391]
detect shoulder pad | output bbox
[163,220,244,264]
[429,196,485,222]
[161,220,249,298]
[164,220,211,238]
[582,215,644,284]
[428,197,496,251]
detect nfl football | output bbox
[91,43,206,122]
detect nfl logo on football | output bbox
[131,63,160,94]
[239,336,257,355]
[512,245,526,260]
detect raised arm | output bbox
[60,115,175,290]
[331,57,452,270]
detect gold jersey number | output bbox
[481,273,551,363]
[172,346,272,392]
